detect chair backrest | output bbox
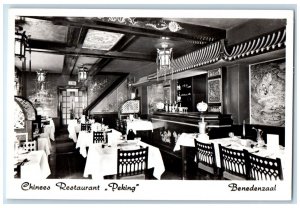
[81,123,91,131]
[117,147,148,179]
[116,119,121,131]
[218,144,248,180]
[247,152,283,180]
[93,131,105,144]
[19,141,36,152]
[194,139,217,174]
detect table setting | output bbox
[14,150,51,179]
[126,118,154,134]
[174,132,286,179]
[83,137,165,180]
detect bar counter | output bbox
[146,111,233,178]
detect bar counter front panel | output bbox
[147,112,233,178]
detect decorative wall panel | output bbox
[87,75,118,105]
[208,78,222,104]
[148,27,286,81]
[15,97,36,120]
[14,102,25,129]
[91,80,129,113]
[250,58,285,126]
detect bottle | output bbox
[242,120,246,138]
[165,102,168,112]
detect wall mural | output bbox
[26,73,117,118]
[250,58,285,126]
[28,81,57,118]
[87,75,117,104]
[91,80,128,113]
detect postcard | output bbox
[4,6,294,202]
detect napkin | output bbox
[267,134,280,151]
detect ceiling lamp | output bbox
[78,65,88,82]
[15,30,28,59]
[156,38,173,80]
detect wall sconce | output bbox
[15,31,28,59]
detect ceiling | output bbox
[15,16,252,79]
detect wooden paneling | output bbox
[192,74,207,111]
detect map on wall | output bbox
[250,58,285,127]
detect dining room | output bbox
[11,11,293,183]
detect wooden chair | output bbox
[116,119,120,131]
[81,123,91,132]
[194,140,217,179]
[119,120,127,135]
[93,131,106,144]
[117,147,148,179]
[218,144,248,180]
[19,141,37,152]
[246,152,283,180]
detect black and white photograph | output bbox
[2,4,296,203]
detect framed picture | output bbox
[249,58,285,126]
[208,78,222,103]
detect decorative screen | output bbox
[14,103,25,129]
[120,100,140,114]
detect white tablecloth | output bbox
[37,136,52,156]
[174,133,286,177]
[76,129,122,158]
[43,118,55,141]
[84,141,165,180]
[67,120,80,142]
[17,150,51,179]
[126,119,153,134]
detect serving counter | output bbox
[148,112,233,176]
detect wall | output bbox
[87,75,119,105]
[90,79,128,113]
[25,72,118,119]
[223,64,249,124]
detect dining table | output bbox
[76,128,123,158]
[37,132,52,156]
[15,150,51,179]
[126,119,154,134]
[174,133,285,180]
[43,118,55,141]
[67,119,81,142]
[83,140,165,180]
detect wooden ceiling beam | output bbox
[23,16,226,44]
[28,39,155,62]
[88,35,139,76]
[62,26,83,75]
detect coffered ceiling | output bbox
[15,16,252,79]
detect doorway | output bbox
[59,88,87,125]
